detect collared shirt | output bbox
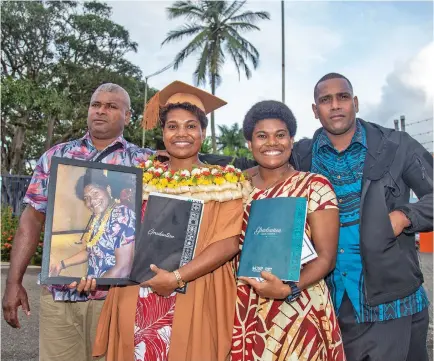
[24,133,152,213]
[311,120,429,323]
[87,204,136,278]
[25,132,153,301]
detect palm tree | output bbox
[200,136,213,154]
[162,0,270,153]
[217,123,247,156]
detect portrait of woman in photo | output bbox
[49,168,136,279]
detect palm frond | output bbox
[228,11,270,23]
[215,48,226,87]
[217,124,227,133]
[172,30,209,70]
[162,24,205,45]
[193,43,210,87]
[227,44,252,80]
[224,28,259,69]
[205,0,226,17]
[207,42,224,88]
[237,53,252,79]
[166,1,205,21]
[225,42,241,80]
[226,28,259,58]
[226,21,260,32]
[222,1,246,21]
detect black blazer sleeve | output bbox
[198,153,257,170]
[395,133,433,233]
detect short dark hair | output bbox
[160,102,208,129]
[243,100,297,141]
[314,72,353,100]
[75,169,110,200]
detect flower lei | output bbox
[82,201,116,249]
[139,158,252,203]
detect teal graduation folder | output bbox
[237,197,307,282]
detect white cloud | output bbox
[401,42,434,106]
[361,42,433,151]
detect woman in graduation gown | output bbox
[92,81,251,361]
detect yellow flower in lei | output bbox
[214,177,225,185]
[224,173,238,183]
[158,178,169,188]
[82,201,117,249]
[143,172,153,182]
[138,157,252,203]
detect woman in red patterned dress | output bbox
[231,101,346,361]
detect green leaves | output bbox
[166,1,206,21]
[1,1,147,174]
[200,136,213,154]
[162,24,205,45]
[217,123,250,158]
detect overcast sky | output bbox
[109,0,433,150]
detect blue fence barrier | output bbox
[1,175,32,216]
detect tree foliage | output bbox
[217,123,251,158]
[1,1,153,174]
[200,136,213,154]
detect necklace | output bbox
[253,164,294,191]
[141,159,246,191]
[82,200,116,249]
[141,158,249,203]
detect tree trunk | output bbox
[1,120,10,174]
[210,74,217,153]
[1,151,9,174]
[45,116,56,151]
[10,123,26,174]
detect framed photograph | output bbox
[40,157,143,286]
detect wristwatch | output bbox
[283,281,301,303]
[173,270,186,288]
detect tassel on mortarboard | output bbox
[142,91,161,130]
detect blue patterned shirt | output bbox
[87,204,136,278]
[311,120,429,323]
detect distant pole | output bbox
[281,0,285,103]
[394,119,399,131]
[142,77,149,148]
[141,61,175,148]
[400,115,406,132]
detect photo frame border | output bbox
[40,156,143,286]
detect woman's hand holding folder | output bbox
[141,264,178,297]
[238,272,291,300]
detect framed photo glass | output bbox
[40,157,143,286]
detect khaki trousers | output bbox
[39,288,105,361]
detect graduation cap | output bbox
[142,80,227,130]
